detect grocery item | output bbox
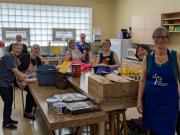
[53,102,67,114]
[66,100,100,114]
[54,93,88,102]
[46,96,62,108]
[58,60,72,73]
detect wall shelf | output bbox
[161,12,180,32]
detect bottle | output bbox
[48,41,51,47]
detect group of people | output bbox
[66,34,121,68]
[0,35,41,129]
[0,27,180,134]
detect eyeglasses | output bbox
[153,36,168,39]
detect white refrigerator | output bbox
[110,38,132,63]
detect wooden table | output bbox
[69,72,137,111]
[29,83,108,135]
[68,72,138,135]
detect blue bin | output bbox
[36,65,57,86]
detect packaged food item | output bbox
[53,102,67,114]
[55,93,88,102]
[66,100,100,114]
[46,97,61,108]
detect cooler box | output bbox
[36,65,57,86]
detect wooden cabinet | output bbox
[131,14,161,45]
[161,12,180,32]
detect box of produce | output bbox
[88,75,122,98]
[88,73,139,98]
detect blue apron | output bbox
[143,50,179,135]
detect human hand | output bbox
[137,99,143,114]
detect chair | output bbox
[13,85,25,111]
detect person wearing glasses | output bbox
[76,33,92,63]
[137,26,180,135]
[17,44,41,120]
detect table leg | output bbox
[122,111,128,135]
[90,124,98,135]
[109,112,116,135]
[98,122,105,135]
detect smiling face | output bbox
[136,47,148,61]
[12,43,23,56]
[68,39,76,49]
[31,44,40,57]
[153,27,169,50]
[102,40,111,52]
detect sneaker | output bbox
[24,112,35,120]
[2,123,17,129]
[10,119,18,124]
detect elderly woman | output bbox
[18,44,41,120]
[137,26,180,135]
[95,39,120,67]
[65,39,83,61]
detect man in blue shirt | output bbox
[76,33,91,63]
[0,43,27,129]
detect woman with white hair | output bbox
[65,39,82,61]
[18,44,41,120]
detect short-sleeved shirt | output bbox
[0,53,17,87]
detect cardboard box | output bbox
[121,80,139,97]
[88,75,122,98]
[88,74,139,98]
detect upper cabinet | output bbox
[161,12,180,32]
[131,14,161,45]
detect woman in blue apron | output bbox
[137,27,180,135]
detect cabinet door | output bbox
[131,30,144,44]
[131,14,160,44]
[132,16,144,30]
[144,14,161,30]
[144,14,161,45]
[144,30,154,45]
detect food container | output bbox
[72,64,81,77]
[53,102,67,114]
[46,97,60,108]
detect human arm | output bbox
[94,54,107,67]
[65,50,72,61]
[107,52,121,68]
[12,68,27,82]
[137,56,147,114]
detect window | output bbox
[0,3,92,46]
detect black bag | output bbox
[55,72,69,90]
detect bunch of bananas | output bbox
[118,68,141,76]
